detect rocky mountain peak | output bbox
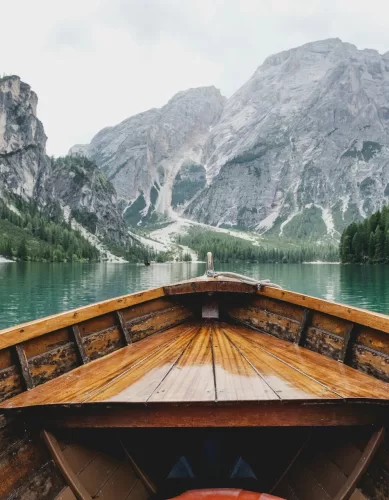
[67,39,389,241]
[73,85,226,225]
[0,75,48,199]
[0,76,133,254]
[185,39,389,239]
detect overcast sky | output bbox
[2,0,389,155]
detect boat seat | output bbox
[169,489,284,499]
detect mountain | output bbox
[70,86,226,226]
[0,76,130,256]
[48,156,129,245]
[185,38,389,239]
[73,39,389,241]
[0,76,50,201]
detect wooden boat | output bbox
[1,254,389,500]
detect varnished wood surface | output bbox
[43,429,92,500]
[0,323,199,408]
[233,324,389,400]
[31,403,389,428]
[51,435,150,500]
[258,285,389,335]
[148,325,215,402]
[212,325,276,402]
[0,287,165,350]
[223,326,339,400]
[2,322,389,412]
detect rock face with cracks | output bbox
[185,39,389,239]
[0,76,129,248]
[74,39,389,240]
[73,86,226,226]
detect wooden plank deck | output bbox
[2,321,389,413]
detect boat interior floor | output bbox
[2,321,389,420]
[51,425,380,500]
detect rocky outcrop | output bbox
[0,76,51,201]
[49,156,129,245]
[73,86,225,225]
[76,39,389,239]
[185,39,389,239]
[0,76,130,249]
[70,39,389,241]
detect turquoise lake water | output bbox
[1,262,389,329]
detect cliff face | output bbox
[0,76,129,248]
[72,39,389,241]
[74,86,226,225]
[49,156,129,245]
[0,76,50,200]
[185,39,389,239]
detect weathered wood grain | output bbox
[29,342,79,387]
[121,297,177,323]
[11,460,66,500]
[348,344,389,383]
[116,310,131,345]
[15,344,34,389]
[39,402,389,428]
[258,286,389,335]
[310,312,351,337]
[0,324,199,408]
[71,325,89,364]
[296,309,312,346]
[0,433,49,498]
[164,279,256,295]
[303,327,343,360]
[95,462,138,499]
[251,295,305,322]
[354,325,389,356]
[0,365,23,402]
[0,287,165,350]
[77,314,117,338]
[42,429,92,500]
[126,305,192,343]
[229,306,300,342]
[339,323,355,363]
[83,326,124,361]
[0,347,14,370]
[57,486,77,500]
[22,328,72,359]
[333,427,385,500]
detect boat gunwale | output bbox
[258,286,389,334]
[0,286,165,349]
[2,277,389,351]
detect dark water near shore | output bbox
[1,262,389,329]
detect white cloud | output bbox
[1,0,389,155]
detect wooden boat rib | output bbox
[1,258,389,499]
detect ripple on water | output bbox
[1,262,389,329]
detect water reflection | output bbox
[1,262,389,329]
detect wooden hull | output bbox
[2,276,389,498]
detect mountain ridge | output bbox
[0,75,133,260]
[65,38,389,240]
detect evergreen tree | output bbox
[340,205,389,264]
[17,238,28,260]
[374,226,385,262]
[351,232,363,262]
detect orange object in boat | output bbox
[169,489,285,499]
